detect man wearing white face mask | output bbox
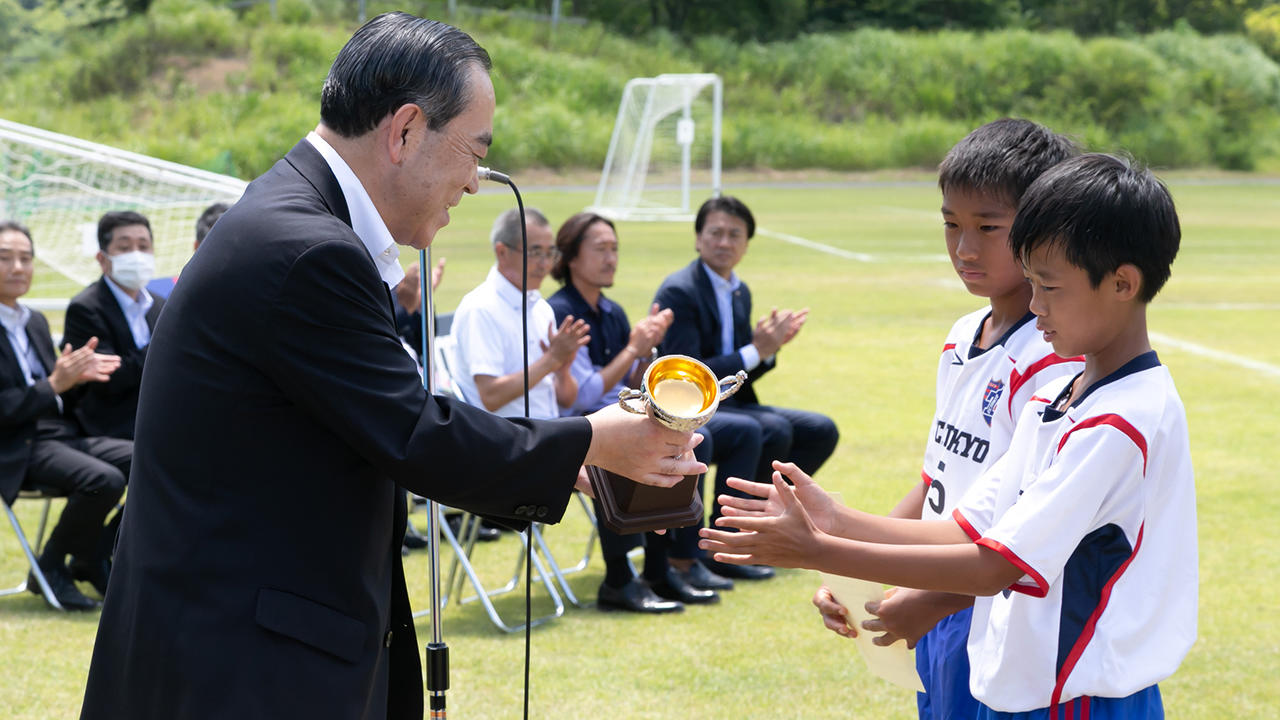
[63,211,165,440]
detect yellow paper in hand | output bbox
[819,572,926,693]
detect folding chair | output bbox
[2,486,66,611]
[407,333,568,632]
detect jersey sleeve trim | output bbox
[920,470,933,488]
[1008,353,1082,415]
[952,508,982,541]
[1050,523,1146,707]
[974,536,1050,597]
[1057,414,1148,475]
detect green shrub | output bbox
[1246,5,1280,61]
[3,8,1279,175]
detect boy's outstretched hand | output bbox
[717,460,841,534]
[698,470,824,570]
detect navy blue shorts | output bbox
[915,606,981,720]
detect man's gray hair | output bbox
[490,207,549,249]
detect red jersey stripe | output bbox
[1057,414,1149,475]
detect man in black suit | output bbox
[62,210,164,440]
[81,14,703,720]
[653,196,839,581]
[0,221,129,610]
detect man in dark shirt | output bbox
[549,212,757,606]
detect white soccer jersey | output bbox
[920,308,1081,522]
[954,352,1198,712]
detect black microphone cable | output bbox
[478,165,536,720]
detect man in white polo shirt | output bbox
[451,207,588,420]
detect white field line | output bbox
[756,227,947,263]
[1150,332,1280,380]
[756,227,876,262]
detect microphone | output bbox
[477,166,510,185]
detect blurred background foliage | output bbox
[2,0,1278,176]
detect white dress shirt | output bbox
[104,275,154,349]
[1,301,63,412]
[450,266,559,419]
[306,131,406,291]
[700,261,761,371]
[0,302,40,385]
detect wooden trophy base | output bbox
[585,465,703,535]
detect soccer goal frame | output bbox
[588,73,722,222]
[0,118,247,306]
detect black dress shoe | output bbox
[29,562,99,611]
[69,556,111,598]
[403,532,429,550]
[649,568,719,605]
[704,558,775,581]
[596,578,683,614]
[678,559,734,591]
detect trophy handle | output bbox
[717,371,748,402]
[617,388,648,415]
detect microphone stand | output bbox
[418,251,448,718]
[417,166,522,719]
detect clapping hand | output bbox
[49,337,120,394]
[541,316,590,370]
[752,308,809,357]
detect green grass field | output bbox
[3,176,1278,718]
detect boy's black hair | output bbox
[695,195,755,239]
[938,118,1079,208]
[97,210,152,251]
[1010,153,1180,303]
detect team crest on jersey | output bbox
[981,379,1005,426]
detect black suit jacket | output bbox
[62,276,164,439]
[0,309,60,504]
[653,259,774,406]
[82,140,593,720]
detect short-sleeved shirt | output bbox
[920,308,1082,522]
[954,352,1198,711]
[547,283,633,415]
[450,266,558,419]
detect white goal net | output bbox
[589,73,722,222]
[0,118,247,306]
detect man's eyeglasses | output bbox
[525,247,561,261]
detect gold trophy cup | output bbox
[586,355,747,535]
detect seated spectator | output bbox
[451,207,587,419]
[0,220,131,610]
[147,201,230,300]
[392,256,446,364]
[547,212,687,613]
[63,211,164,440]
[653,196,839,581]
[547,212,763,607]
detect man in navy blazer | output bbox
[0,221,129,611]
[63,211,164,440]
[653,196,839,580]
[81,14,703,720]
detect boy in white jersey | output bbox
[702,154,1195,719]
[816,119,1082,720]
